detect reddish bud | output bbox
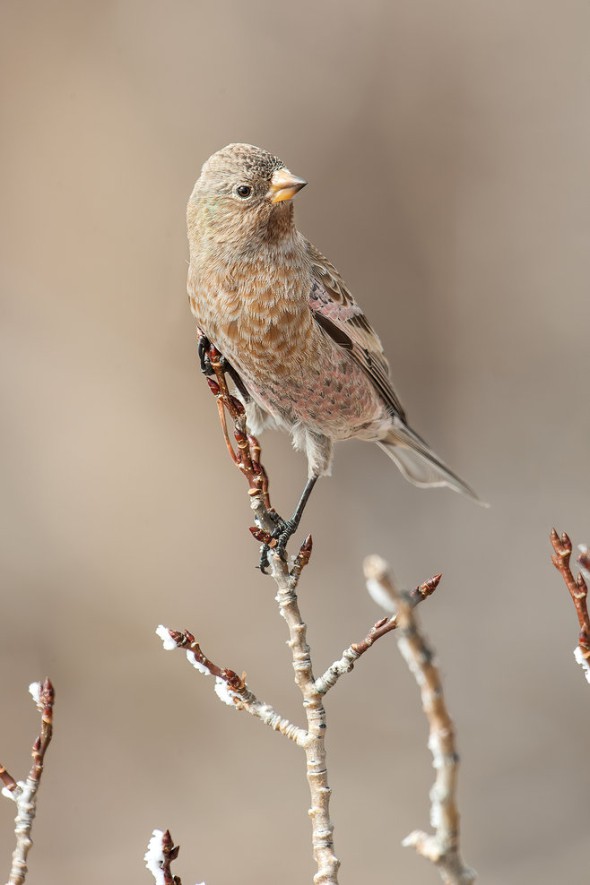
[300,534,313,555]
[249,526,273,544]
[420,573,442,597]
[207,378,220,395]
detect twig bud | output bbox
[249,526,273,545]
[419,573,443,598]
[230,395,245,415]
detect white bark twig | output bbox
[1,679,55,885]
[267,542,340,885]
[156,626,307,745]
[157,537,340,885]
[363,556,476,885]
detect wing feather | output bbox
[307,243,406,420]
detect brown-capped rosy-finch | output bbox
[187,144,482,554]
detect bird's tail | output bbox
[377,423,486,505]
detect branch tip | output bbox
[145,828,185,885]
[550,529,590,680]
[290,534,313,580]
[419,573,443,599]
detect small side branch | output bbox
[315,576,441,695]
[156,627,306,745]
[363,557,475,885]
[550,529,590,682]
[2,680,55,885]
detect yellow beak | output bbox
[268,168,308,203]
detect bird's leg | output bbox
[259,475,318,572]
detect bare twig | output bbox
[182,346,446,883]
[270,543,340,885]
[2,679,54,885]
[364,556,475,885]
[204,341,274,532]
[156,626,306,744]
[157,532,339,885]
[315,575,441,695]
[145,829,194,885]
[550,529,590,681]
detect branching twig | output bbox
[364,556,475,885]
[174,343,447,883]
[268,540,340,885]
[550,529,590,682]
[156,626,306,744]
[157,533,340,884]
[1,679,54,885]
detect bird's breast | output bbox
[188,258,315,369]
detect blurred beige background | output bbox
[1,1,589,882]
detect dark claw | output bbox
[257,517,298,573]
[258,547,271,574]
[198,335,214,376]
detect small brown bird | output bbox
[187,144,481,552]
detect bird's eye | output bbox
[236,185,252,198]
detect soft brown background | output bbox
[1,2,589,883]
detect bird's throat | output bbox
[266,202,296,245]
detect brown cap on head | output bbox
[201,143,285,181]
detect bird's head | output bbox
[187,143,307,253]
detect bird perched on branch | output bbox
[187,143,482,554]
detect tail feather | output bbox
[377,425,486,506]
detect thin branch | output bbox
[156,533,340,884]
[200,342,341,880]
[315,576,441,695]
[156,626,306,745]
[191,342,453,884]
[364,556,475,885]
[2,679,55,885]
[204,342,275,533]
[268,543,340,885]
[550,529,590,681]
